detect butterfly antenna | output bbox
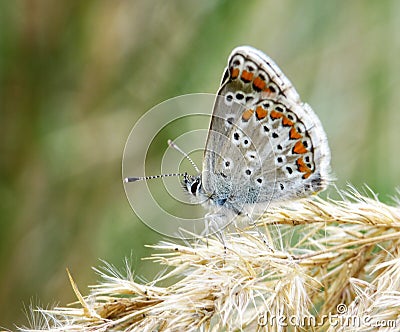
[168,139,200,173]
[124,172,187,183]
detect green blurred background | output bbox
[1,0,399,328]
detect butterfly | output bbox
[182,46,331,216]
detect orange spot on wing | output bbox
[263,87,271,94]
[289,127,302,140]
[270,110,283,120]
[241,109,254,121]
[296,158,308,172]
[282,116,294,127]
[231,68,239,79]
[296,158,313,179]
[241,70,254,82]
[293,141,308,154]
[255,106,267,120]
[253,76,266,90]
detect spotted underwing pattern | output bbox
[184,46,331,214]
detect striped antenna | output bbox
[124,140,197,184]
[168,139,200,173]
[124,172,187,183]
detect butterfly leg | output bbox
[244,212,275,252]
[204,212,228,255]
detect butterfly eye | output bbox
[190,181,199,194]
[255,177,263,186]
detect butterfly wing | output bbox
[202,46,331,209]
